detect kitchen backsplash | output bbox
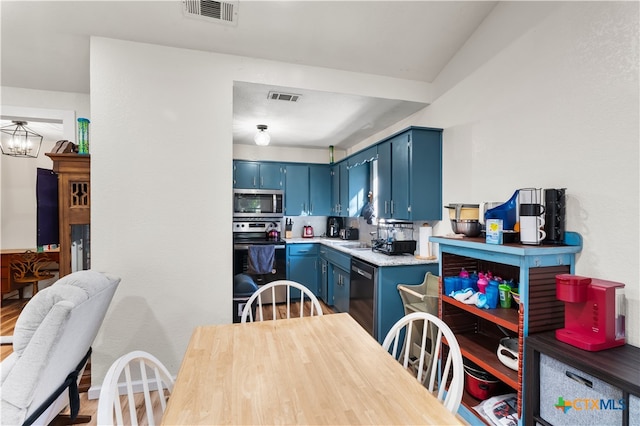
[283,216,439,253]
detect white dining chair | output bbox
[382,311,464,414]
[240,280,323,322]
[97,350,174,426]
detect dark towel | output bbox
[247,245,275,275]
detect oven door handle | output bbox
[234,244,285,250]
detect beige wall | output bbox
[352,2,640,346]
[89,37,432,387]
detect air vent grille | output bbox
[268,91,301,102]
[182,0,238,25]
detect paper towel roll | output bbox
[419,225,433,258]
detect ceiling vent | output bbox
[268,91,301,103]
[182,0,238,26]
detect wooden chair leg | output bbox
[32,282,38,296]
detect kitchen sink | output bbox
[339,242,371,250]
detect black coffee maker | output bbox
[327,216,343,238]
[543,188,566,245]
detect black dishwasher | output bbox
[350,258,377,338]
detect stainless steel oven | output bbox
[233,220,287,307]
[233,189,284,219]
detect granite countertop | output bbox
[284,237,438,267]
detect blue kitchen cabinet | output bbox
[333,266,350,313]
[318,257,329,304]
[309,164,331,216]
[234,161,283,189]
[376,127,442,221]
[286,243,319,297]
[330,161,350,217]
[284,164,309,215]
[347,161,370,218]
[377,140,392,219]
[285,164,331,216]
[375,263,439,343]
[319,245,351,308]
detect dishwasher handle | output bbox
[351,265,373,280]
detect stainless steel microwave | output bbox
[233,189,284,218]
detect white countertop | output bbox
[284,237,438,267]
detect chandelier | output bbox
[0,121,44,158]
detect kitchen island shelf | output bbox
[442,295,519,333]
[432,233,582,425]
[455,334,519,388]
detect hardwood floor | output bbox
[1,297,335,425]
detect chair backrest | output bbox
[10,250,55,281]
[382,311,464,414]
[240,280,323,322]
[0,270,120,426]
[97,350,175,426]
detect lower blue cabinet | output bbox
[286,244,319,298]
[333,266,350,313]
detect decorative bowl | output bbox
[450,219,482,237]
[511,290,521,305]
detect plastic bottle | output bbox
[477,274,488,294]
[486,280,500,308]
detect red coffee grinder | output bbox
[555,274,626,351]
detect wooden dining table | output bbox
[162,313,464,425]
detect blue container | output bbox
[485,280,500,309]
[462,277,477,292]
[485,190,519,230]
[444,276,461,296]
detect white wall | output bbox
[0,88,89,249]
[352,2,640,346]
[89,37,433,385]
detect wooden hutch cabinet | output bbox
[45,153,90,278]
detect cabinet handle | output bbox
[384,201,388,214]
[309,203,313,214]
[391,200,394,215]
[253,176,256,187]
[261,176,264,187]
[565,371,593,388]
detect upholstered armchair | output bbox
[0,270,120,425]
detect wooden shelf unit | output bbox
[431,235,582,424]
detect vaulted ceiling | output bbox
[1,1,497,149]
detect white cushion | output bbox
[0,270,120,426]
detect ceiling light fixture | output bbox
[254,124,270,146]
[0,121,44,158]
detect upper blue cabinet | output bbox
[285,164,331,216]
[377,127,442,221]
[234,161,283,189]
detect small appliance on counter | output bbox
[339,227,359,240]
[302,224,314,238]
[372,219,417,255]
[327,216,343,238]
[555,274,626,351]
[543,188,566,245]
